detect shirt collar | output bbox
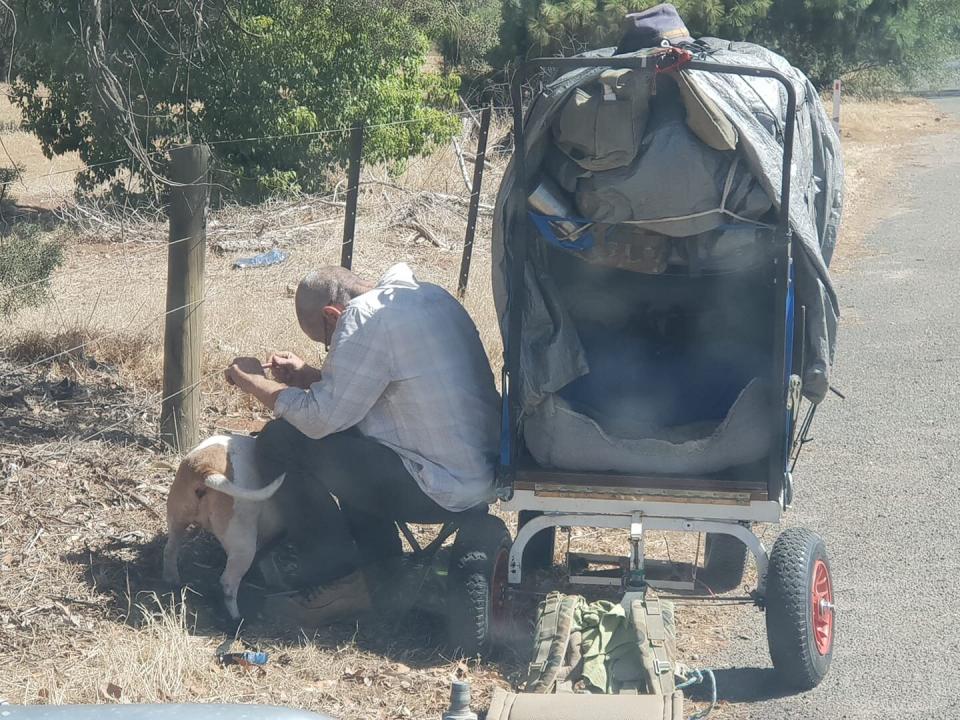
[376,263,418,289]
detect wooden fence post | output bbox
[161,144,210,452]
[341,124,365,270]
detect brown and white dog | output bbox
[163,434,285,619]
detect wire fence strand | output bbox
[0,308,251,447]
[0,234,199,296]
[0,284,220,376]
[0,106,511,190]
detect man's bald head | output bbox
[295,266,373,343]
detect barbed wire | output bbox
[1,149,492,301]
[74,314,255,447]
[0,100,507,451]
[72,370,218,445]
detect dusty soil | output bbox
[0,92,953,717]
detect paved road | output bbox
[709,99,960,718]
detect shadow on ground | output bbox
[698,667,794,704]
[0,358,162,448]
[63,526,534,677]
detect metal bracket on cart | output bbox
[508,512,770,597]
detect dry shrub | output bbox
[3,327,162,384]
[20,593,207,705]
[3,327,90,365]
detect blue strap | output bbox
[529,212,595,251]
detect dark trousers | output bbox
[255,419,462,580]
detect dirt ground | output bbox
[0,90,954,716]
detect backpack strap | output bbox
[526,592,581,693]
[646,596,677,696]
[630,597,676,696]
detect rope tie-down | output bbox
[675,668,717,719]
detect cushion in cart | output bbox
[524,378,774,475]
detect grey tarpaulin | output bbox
[492,40,843,422]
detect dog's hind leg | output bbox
[163,518,188,585]
[219,518,258,620]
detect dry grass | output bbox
[0,96,951,716]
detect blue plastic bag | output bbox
[233,248,288,269]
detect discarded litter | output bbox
[219,650,269,667]
[233,248,288,269]
[216,637,269,668]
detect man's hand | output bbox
[225,356,287,412]
[266,351,305,385]
[225,356,266,386]
[266,351,322,388]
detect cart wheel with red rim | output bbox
[765,527,835,690]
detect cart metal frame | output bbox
[497,51,803,601]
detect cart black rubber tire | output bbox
[446,513,512,658]
[765,528,834,691]
[701,531,750,593]
[518,510,556,574]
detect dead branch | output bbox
[391,199,450,250]
[462,151,493,169]
[356,180,494,214]
[459,96,481,129]
[396,217,448,250]
[451,137,473,194]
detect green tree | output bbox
[6,0,461,199]
[494,0,960,89]
[496,0,773,63]
[425,0,504,73]
[755,0,960,87]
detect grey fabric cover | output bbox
[492,40,843,422]
[524,378,774,475]
[574,106,773,236]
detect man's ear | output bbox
[321,305,343,322]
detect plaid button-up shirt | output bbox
[274,264,501,511]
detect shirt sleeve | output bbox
[273,305,392,439]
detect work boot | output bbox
[263,568,372,628]
[255,537,357,592]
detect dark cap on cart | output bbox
[617,3,694,53]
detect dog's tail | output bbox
[203,472,285,501]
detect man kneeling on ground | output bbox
[224,263,500,625]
